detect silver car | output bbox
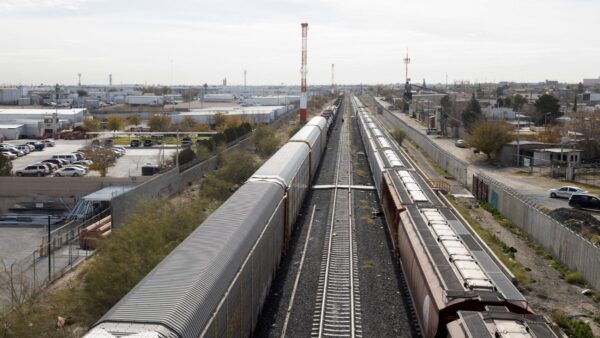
[549,186,586,199]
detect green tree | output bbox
[534,94,561,125]
[391,128,406,145]
[512,94,527,112]
[106,115,125,131]
[461,94,482,132]
[148,114,172,131]
[0,155,12,176]
[503,96,512,108]
[177,148,195,166]
[77,90,88,97]
[252,125,279,156]
[466,121,514,161]
[83,145,115,177]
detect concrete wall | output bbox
[373,98,470,186]
[0,176,148,213]
[477,172,600,291]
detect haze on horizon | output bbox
[1,0,599,86]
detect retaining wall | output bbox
[372,98,469,185]
[477,172,600,290]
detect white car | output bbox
[73,160,93,167]
[16,145,31,154]
[549,186,587,199]
[54,167,86,177]
[43,139,56,147]
[65,164,89,173]
[1,151,16,160]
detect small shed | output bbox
[533,148,582,167]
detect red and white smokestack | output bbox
[300,22,308,123]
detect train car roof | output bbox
[306,116,327,130]
[289,125,321,150]
[250,142,309,189]
[93,181,284,338]
[447,310,562,338]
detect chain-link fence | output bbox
[1,210,110,307]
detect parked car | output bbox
[73,160,93,167]
[549,186,586,199]
[1,151,16,160]
[72,152,85,161]
[65,164,89,173]
[4,147,24,157]
[425,128,438,135]
[51,154,78,163]
[455,139,466,148]
[43,139,56,147]
[181,137,192,147]
[143,139,154,147]
[54,167,86,177]
[15,165,50,176]
[112,148,125,157]
[34,162,57,172]
[26,141,45,151]
[569,194,600,210]
[42,159,64,168]
[16,145,31,154]
[130,139,141,147]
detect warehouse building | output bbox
[172,106,288,125]
[0,124,24,141]
[0,108,86,139]
[240,95,300,106]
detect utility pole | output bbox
[47,215,51,281]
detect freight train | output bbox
[352,96,564,338]
[84,98,341,338]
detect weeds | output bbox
[552,310,594,338]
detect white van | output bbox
[52,154,78,163]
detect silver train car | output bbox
[84,98,342,338]
[352,96,563,338]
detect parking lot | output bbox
[5,139,176,178]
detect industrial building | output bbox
[0,88,21,105]
[204,93,235,102]
[240,95,300,106]
[171,106,288,125]
[0,108,86,139]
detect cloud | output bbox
[0,0,99,12]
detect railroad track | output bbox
[312,101,363,338]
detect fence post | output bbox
[47,215,51,282]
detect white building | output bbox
[0,124,24,140]
[204,94,235,102]
[0,108,85,124]
[172,106,288,125]
[485,106,517,120]
[583,77,600,86]
[241,95,300,106]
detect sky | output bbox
[0,0,599,86]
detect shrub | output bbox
[177,148,196,166]
[391,128,406,145]
[565,272,585,285]
[552,311,594,338]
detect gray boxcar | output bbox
[249,142,311,246]
[86,181,285,338]
[289,125,322,180]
